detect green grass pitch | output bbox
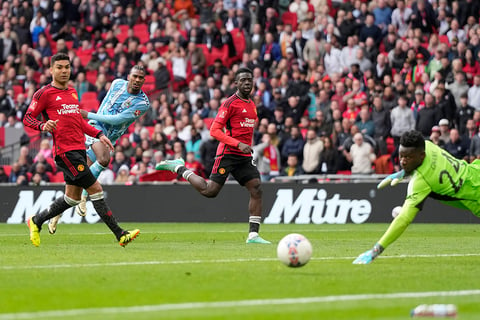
[1,222,480,319]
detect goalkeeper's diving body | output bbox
[354,130,480,264]
[48,65,150,234]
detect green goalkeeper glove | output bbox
[352,243,384,264]
[377,170,405,189]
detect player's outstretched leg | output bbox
[89,191,140,247]
[155,158,185,172]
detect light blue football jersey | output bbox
[87,79,150,145]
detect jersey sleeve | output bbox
[210,121,241,148]
[377,174,430,249]
[87,101,149,126]
[23,95,46,130]
[81,118,103,138]
[210,104,241,148]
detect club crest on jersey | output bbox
[77,164,85,172]
[219,168,226,175]
[72,93,78,100]
[123,100,132,108]
[30,101,37,111]
[219,110,227,118]
[134,110,141,116]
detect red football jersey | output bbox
[212,94,257,156]
[23,84,101,156]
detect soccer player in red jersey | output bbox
[156,68,270,244]
[23,53,139,247]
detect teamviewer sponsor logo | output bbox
[264,189,372,224]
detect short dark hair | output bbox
[130,64,146,75]
[51,53,70,65]
[400,130,425,150]
[235,67,253,80]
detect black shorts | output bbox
[55,150,97,189]
[210,154,260,186]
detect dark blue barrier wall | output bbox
[1,183,478,224]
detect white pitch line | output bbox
[2,253,480,271]
[0,289,479,320]
[0,229,349,237]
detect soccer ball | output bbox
[277,233,313,267]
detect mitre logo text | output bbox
[7,190,101,224]
[264,189,372,224]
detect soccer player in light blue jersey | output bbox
[48,65,150,234]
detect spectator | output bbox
[456,93,475,136]
[302,128,324,174]
[391,0,412,38]
[410,0,437,35]
[371,95,391,155]
[468,74,480,110]
[438,118,451,144]
[416,93,442,139]
[281,154,303,177]
[344,132,376,174]
[355,108,375,138]
[359,13,382,45]
[115,164,130,184]
[444,128,469,160]
[280,125,304,166]
[446,72,469,109]
[111,150,130,175]
[318,136,338,174]
[391,95,415,148]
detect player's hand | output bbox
[79,109,89,119]
[238,142,252,154]
[42,120,59,132]
[352,243,384,265]
[99,135,114,151]
[377,170,405,189]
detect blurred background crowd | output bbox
[1,0,480,185]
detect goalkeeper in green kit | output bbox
[353,130,480,264]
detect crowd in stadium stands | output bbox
[1,0,480,185]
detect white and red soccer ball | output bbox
[277,233,313,267]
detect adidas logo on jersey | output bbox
[56,96,62,101]
[242,109,247,113]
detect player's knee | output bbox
[250,184,262,198]
[97,155,110,167]
[202,190,219,198]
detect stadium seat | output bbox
[210,45,229,66]
[12,85,24,100]
[144,74,155,85]
[2,165,12,177]
[138,171,178,182]
[230,28,246,65]
[439,35,450,46]
[166,60,187,92]
[85,70,98,85]
[50,172,65,183]
[81,91,98,102]
[65,40,74,50]
[116,25,130,44]
[77,54,91,67]
[133,23,149,44]
[282,12,298,31]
